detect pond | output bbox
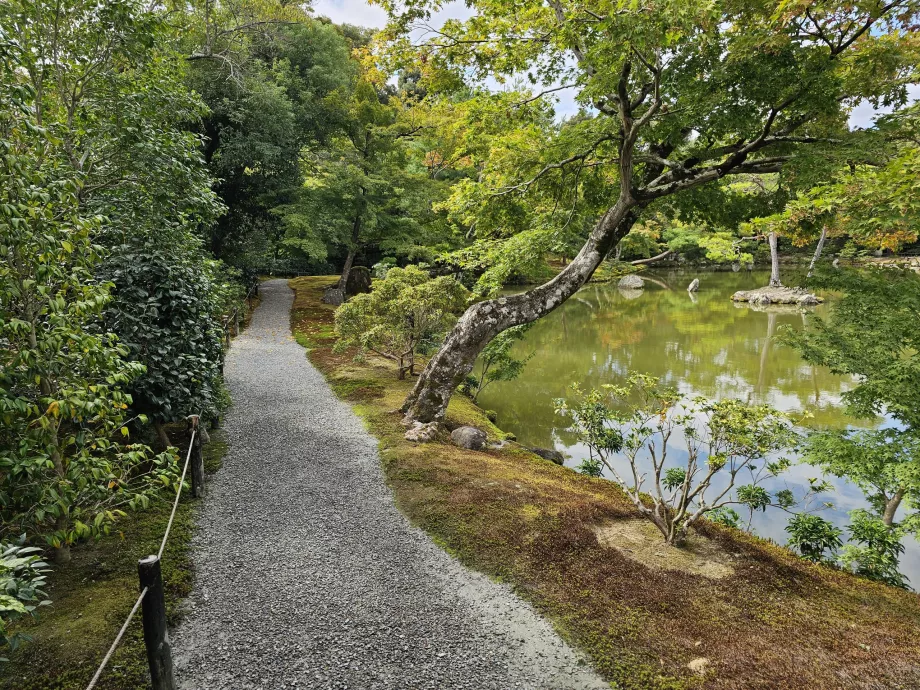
[476,268,920,584]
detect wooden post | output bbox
[138,556,175,690]
[188,416,205,499]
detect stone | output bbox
[321,286,345,306]
[345,266,372,296]
[529,447,565,465]
[687,278,700,292]
[484,409,498,423]
[832,257,840,268]
[617,274,645,290]
[731,286,823,306]
[404,421,440,443]
[687,657,710,676]
[450,426,488,450]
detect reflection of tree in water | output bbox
[478,270,875,449]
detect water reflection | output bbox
[477,269,920,583]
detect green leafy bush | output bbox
[0,540,51,657]
[334,265,469,379]
[785,513,843,564]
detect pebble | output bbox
[171,280,609,690]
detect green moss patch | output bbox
[289,278,920,690]
[1,430,229,689]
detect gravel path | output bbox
[172,279,608,690]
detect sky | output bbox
[312,0,919,128]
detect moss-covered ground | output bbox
[290,274,920,690]
[0,431,227,690]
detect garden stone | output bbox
[687,278,700,292]
[345,266,372,296]
[405,421,440,443]
[617,274,644,290]
[322,286,345,306]
[530,447,565,465]
[451,426,488,450]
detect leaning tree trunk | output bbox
[339,203,365,292]
[768,232,782,287]
[807,227,828,278]
[402,201,640,423]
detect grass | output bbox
[290,274,920,690]
[0,429,227,690]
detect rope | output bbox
[84,586,148,690]
[158,428,196,560]
[84,424,198,689]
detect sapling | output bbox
[555,374,798,546]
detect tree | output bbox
[334,266,469,379]
[378,0,919,423]
[784,267,920,586]
[4,0,237,444]
[0,39,179,562]
[554,374,798,545]
[186,17,358,263]
[748,104,920,281]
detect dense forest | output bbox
[2,0,920,686]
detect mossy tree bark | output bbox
[402,204,641,423]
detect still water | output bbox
[477,269,920,583]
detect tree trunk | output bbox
[339,206,364,292]
[807,227,828,278]
[882,488,906,527]
[631,249,673,266]
[768,232,782,287]
[154,421,171,449]
[402,201,640,423]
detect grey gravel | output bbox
[172,279,609,690]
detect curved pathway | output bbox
[173,279,607,690]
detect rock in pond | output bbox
[730,286,823,306]
[617,274,645,290]
[529,447,565,465]
[450,426,488,450]
[687,278,700,292]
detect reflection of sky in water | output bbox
[479,269,920,585]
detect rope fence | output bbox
[83,420,203,690]
[81,285,256,689]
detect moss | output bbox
[284,277,920,690]
[1,431,229,689]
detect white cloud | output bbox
[849,83,920,129]
[312,0,388,28]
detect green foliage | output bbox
[3,0,234,434]
[788,268,920,587]
[0,66,179,555]
[802,430,920,528]
[785,513,843,564]
[576,457,604,478]
[469,325,534,402]
[555,373,797,544]
[334,266,469,378]
[707,506,742,529]
[783,268,920,429]
[749,105,920,254]
[842,510,909,588]
[377,0,918,296]
[0,540,51,657]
